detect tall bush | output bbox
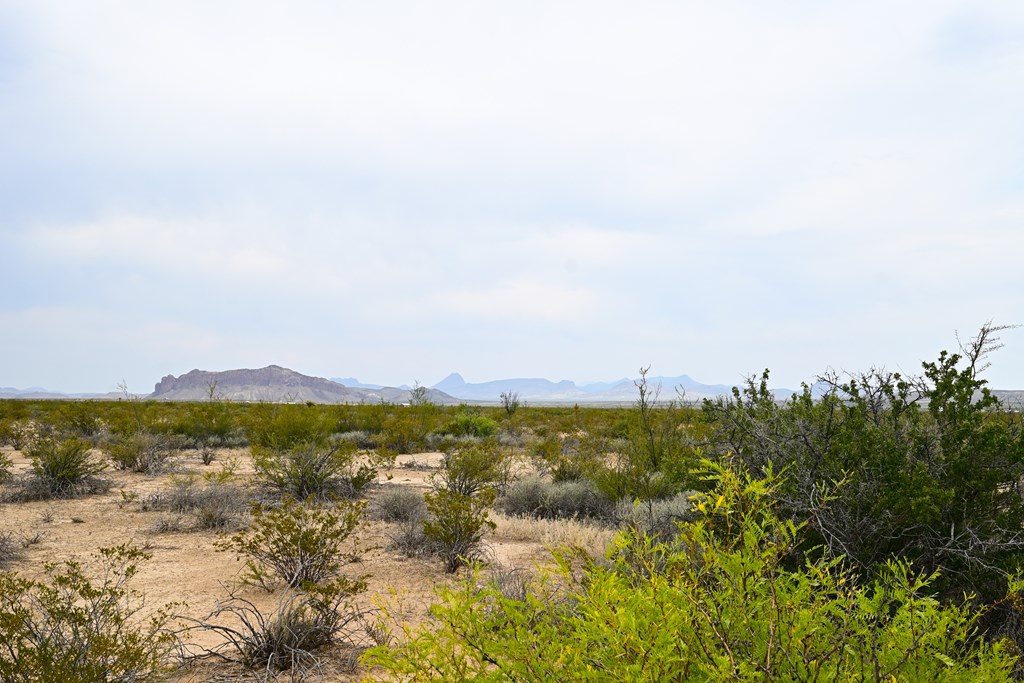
[364,462,1019,681]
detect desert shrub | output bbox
[441,413,499,439]
[0,531,23,568]
[371,487,426,523]
[433,443,506,498]
[218,495,367,590]
[253,441,378,500]
[423,489,496,573]
[499,476,611,520]
[246,403,334,450]
[334,430,375,450]
[703,324,1024,605]
[378,414,431,454]
[51,402,103,441]
[0,545,175,682]
[178,580,369,675]
[374,488,433,557]
[364,463,1019,681]
[0,451,12,482]
[613,491,692,541]
[24,435,107,498]
[102,430,177,473]
[0,419,35,450]
[142,475,247,531]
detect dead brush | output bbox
[176,581,372,677]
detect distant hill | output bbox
[151,366,456,404]
[427,372,773,403]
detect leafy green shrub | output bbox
[0,545,175,682]
[379,414,432,454]
[218,495,367,590]
[364,463,1019,681]
[246,403,334,450]
[441,413,499,439]
[423,489,496,573]
[24,436,107,498]
[179,580,369,675]
[102,430,177,473]
[704,324,1024,605]
[52,402,103,441]
[0,451,12,482]
[434,443,511,497]
[0,419,35,450]
[253,441,378,500]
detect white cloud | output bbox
[432,279,595,323]
[2,1,1023,390]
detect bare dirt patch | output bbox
[0,445,610,681]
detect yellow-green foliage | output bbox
[0,545,175,682]
[365,463,1018,681]
[217,495,367,591]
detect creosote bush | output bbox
[434,442,511,497]
[253,440,379,500]
[217,495,367,590]
[102,430,177,474]
[20,435,108,499]
[0,544,175,682]
[423,488,496,573]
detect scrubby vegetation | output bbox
[1,323,1023,679]
[0,545,175,682]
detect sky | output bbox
[1,1,1023,394]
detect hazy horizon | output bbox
[2,2,1022,394]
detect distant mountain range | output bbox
[4,367,1022,406]
[427,372,762,403]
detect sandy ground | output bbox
[0,446,574,682]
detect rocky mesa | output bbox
[151,365,454,404]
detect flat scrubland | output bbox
[0,399,630,682]
[3,329,1024,681]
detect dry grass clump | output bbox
[491,512,616,560]
[140,475,248,532]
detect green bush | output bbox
[102,430,177,473]
[246,404,334,450]
[0,451,12,483]
[441,413,499,439]
[25,436,107,498]
[253,441,378,500]
[0,419,35,450]
[0,545,175,682]
[364,463,1019,681]
[423,489,496,573]
[218,495,367,590]
[434,443,511,497]
[703,324,1024,604]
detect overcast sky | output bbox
[2,1,1022,394]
